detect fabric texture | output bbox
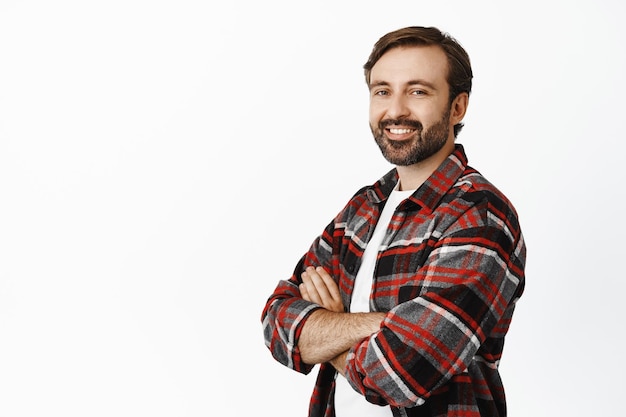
[334,187,413,416]
[261,144,526,417]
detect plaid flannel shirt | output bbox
[261,144,526,417]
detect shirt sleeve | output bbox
[261,187,371,374]
[343,198,526,408]
[260,224,336,375]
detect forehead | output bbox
[369,45,449,87]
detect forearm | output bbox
[330,351,349,376]
[299,309,385,364]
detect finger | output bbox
[299,283,310,301]
[314,267,344,313]
[316,267,341,302]
[308,267,344,313]
[306,267,335,304]
[300,270,322,305]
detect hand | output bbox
[300,266,344,313]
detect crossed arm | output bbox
[298,266,385,375]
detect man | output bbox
[261,26,526,417]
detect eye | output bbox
[373,90,389,96]
[411,90,427,96]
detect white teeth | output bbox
[389,128,413,134]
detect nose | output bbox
[385,94,411,120]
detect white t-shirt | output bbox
[334,184,414,417]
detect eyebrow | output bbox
[368,79,438,91]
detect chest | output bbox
[336,204,448,312]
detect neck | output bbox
[396,141,455,191]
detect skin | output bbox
[299,266,382,373]
[298,45,469,374]
[368,45,468,190]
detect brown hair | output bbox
[363,26,473,137]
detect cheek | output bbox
[369,104,385,125]
[368,113,377,127]
[417,107,445,127]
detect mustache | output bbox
[379,119,423,131]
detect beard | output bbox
[371,108,451,166]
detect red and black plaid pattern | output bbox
[262,145,526,417]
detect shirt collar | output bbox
[366,144,469,214]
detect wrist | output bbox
[330,351,349,376]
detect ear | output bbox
[450,92,469,125]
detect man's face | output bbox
[368,45,454,166]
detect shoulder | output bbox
[445,166,523,236]
[458,167,517,210]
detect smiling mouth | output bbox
[388,128,415,135]
[385,127,417,141]
[379,119,422,141]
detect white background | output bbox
[1,0,624,416]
